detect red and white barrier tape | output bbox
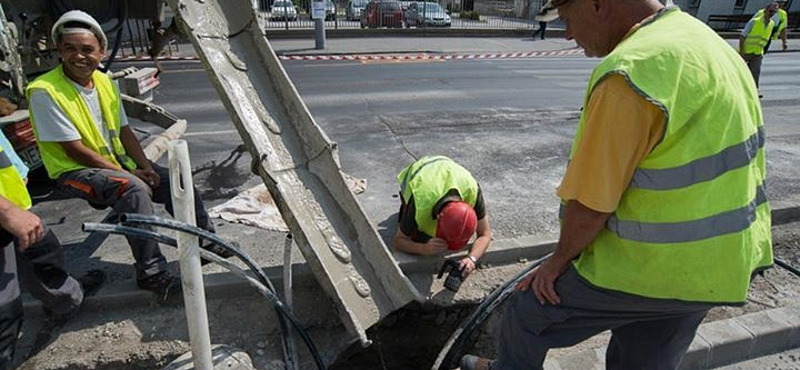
[107,48,583,63]
[278,48,583,61]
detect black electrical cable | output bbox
[119,213,278,294]
[115,214,300,369]
[117,214,316,370]
[82,220,325,370]
[431,253,552,370]
[101,0,128,72]
[775,257,800,278]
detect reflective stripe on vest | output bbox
[0,148,32,210]
[26,66,137,179]
[397,156,478,238]
[566,7,771,303]
[630,127,765,190]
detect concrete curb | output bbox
[23,205,799,312]
[20,205,800,367]
[547,305,800,370]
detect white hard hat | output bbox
[51,10,108,50]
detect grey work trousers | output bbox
[495,266,713,370]
[0,243,22,370]
[743,53,763,88]
[57,162,214,281]
[17,230,83,317]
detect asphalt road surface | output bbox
[127,52,800,242]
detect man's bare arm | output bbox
[59,140,122,171]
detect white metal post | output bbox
[282,233,299,368]
[168,140,214,370]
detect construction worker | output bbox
[762,0,789,52]
[461,1,772,369]
[740,2,778,88]
[26,10,230,300]
[0,131,104,326]
[0,139,40,369]
[394,155,491,277]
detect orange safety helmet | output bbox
[436,201,478,251]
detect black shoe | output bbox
[137,271,181,301]
[42,305,80,326]
[78,269,106,297]
[41,270,106,325]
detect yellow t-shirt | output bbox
[556,74,665,213]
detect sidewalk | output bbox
[141,34,800,62]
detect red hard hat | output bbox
[436,201,478,251]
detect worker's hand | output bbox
[515,258,568,305]
[0,206,44,251]
[422,238,449,255]
[133,169,160,189]
[458,257,477,277]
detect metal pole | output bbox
[282,233,299,368]
[168,140,214,370]
[313,0,326,49]
[314,18,326,49]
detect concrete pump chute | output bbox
[165,0,424,348]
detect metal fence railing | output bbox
[257,0,546,29]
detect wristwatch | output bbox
[467,255,479,264]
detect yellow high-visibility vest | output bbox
[27,65,137,179]
[567,8,772,304]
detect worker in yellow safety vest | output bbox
[394,156,492,278]
[460,1,772,370]
[27,10,232,301]
[757,0,789,52]
[0,143,38,369]
[740,2,778,89]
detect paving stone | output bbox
[697,318,754,368]
[680,334,711,370]
[733,309,794,356]
[764,305,800,347]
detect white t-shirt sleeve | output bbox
[742,19,755,37]
[29,90,81,142]
[114,80,129,128]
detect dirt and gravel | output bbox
[12,218,800,370]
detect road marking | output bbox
[183,129,240,137]
[162,68,208,74]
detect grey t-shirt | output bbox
[30,79,129,146]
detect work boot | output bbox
[42,269,106,325]
[137,271,181,301]
[79,269,106,297]
[460,354,494,370]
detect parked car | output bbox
[404,1,450,27]
[270,0,298,20]
[360,0,404,28]
[346,0,368,21]
[325,0,337,20]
